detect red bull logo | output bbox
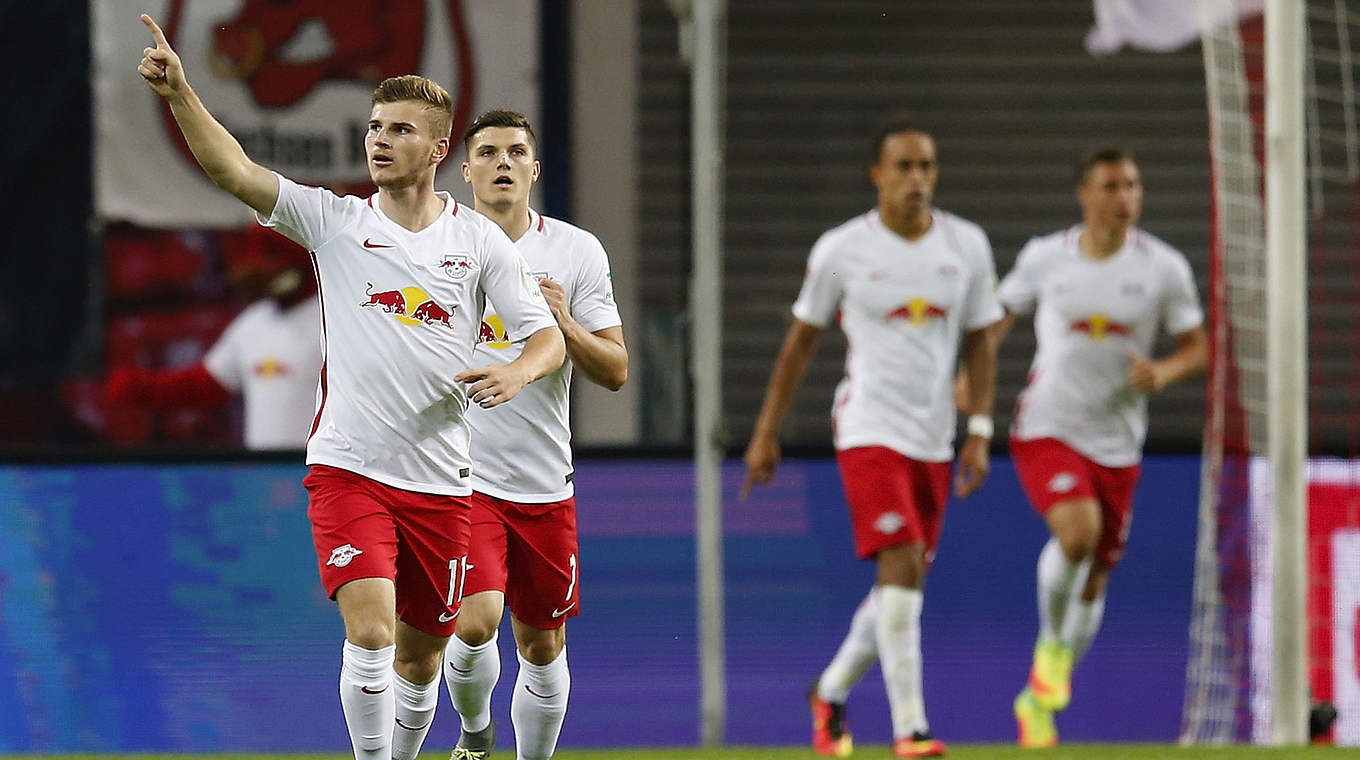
[440,254,474,280]
[1069,313,1131,341]
[886,298,949,326]
[478,315,512,349]
[360,283,456,329]
[253,357,291,377]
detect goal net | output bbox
[1181,1,1360,745]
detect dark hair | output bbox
[869,112,932,165]
[1075,146,1135,185]
[371,75,453,139]
[462,109,538,156]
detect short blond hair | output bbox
[371,75,453,139]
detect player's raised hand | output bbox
[138,14,186,98]
[740,432,780,500]
[1126,350,1165,393]
[538,277,572,326]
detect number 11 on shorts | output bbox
[564,553,577,601]
[447,555,471,607]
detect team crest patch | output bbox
[326,543,364,568]
[874,511,906,535]
[440,254,474,279]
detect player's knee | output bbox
[518,627,565,665]
[345,618,395,650]
[1057,529,1097,562]
[394,647,443,684]
[455,616,499,647]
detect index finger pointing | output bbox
[141,14,170,48]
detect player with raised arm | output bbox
[995,147,1207,748]
[137,17,565,760]
[742,115,1002,759]
[441,110,627,760]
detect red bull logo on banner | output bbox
[361,283,456,328]
[478,315,512,349]
[156,0,478,184]
[1069,314,1131,341]
[886,298,949,326]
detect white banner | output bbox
[1086,0,1265,55]
[94,0,538,228]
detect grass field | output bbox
[8,747,1357,760]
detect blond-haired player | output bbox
[137,16,564,759]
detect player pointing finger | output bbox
[137,14,185,97]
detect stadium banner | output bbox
[1248,459,1360,745]
[1085,0,1264,55]
[93,0,538,228]
[0,456,1202,750]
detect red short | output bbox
[463,491,579,630]
[1010,437,1141,568]
[303,464,472,637]
[835,446,952,562]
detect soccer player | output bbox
[441,110,627,760]
[137,16,565,760]
[106,226,321,450]
[995,147,1206,748]
[741,115,1003,759]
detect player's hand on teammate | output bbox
[138,14,187,98]
[537,277,573,327]
[1125,351,1166,393]
[954,434,990,497]
[457,364,532,408]
[740,432,781,500]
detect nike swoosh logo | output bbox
[550,603,576,618]
[395,716,431,731]
[439,610,460,623]
[525,684,559,699]
[363,238,393,249]
[448,664,473,675]
[360,684,388,694]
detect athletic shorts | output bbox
[463,491,580,630]
[835,446,952,562]
[303,464,472,637]
[1010,436,1142,568]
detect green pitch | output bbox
[8,746,1355,760]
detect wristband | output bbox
[966,414,994,439]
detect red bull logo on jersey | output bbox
[1069,314,1131,341]
[441,254,474,280]
[478,314,513,349]
[361,283,456,329]
[253,357,291,377]
[886,298,949,326]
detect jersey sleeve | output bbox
[255,173,351,251]
[790,232,844,328]
[201,309,249,392]
[569,233,623,334]
[961,229,1005,331]
[1160,251,1205,335]
[996,239,1043,316]
[478,226,559,342]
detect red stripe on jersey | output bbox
[307,253,329,442]
[451,198,459,216]
[537,213,545,232]
[367,195,375,209]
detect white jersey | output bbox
[467,210,622,503]
[998,226,1204,466]
[793,209,1003,462]
[202,294,322,450]
[259,175,558,495]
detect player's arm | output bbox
[1127,325,1208,393]
[457,325,565,409]
[538,278,628,391]
[137,14,278,217]
[741,318,822,498]
[954,322,1000,497]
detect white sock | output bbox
[817,587,880,703]
[339,640,395,759]
[875,585,927,739]
[391,671,439,760]
[511,646,571,760]
[445,630,501,734]
[1060,594,1106,662]
[1036,537,1085,643]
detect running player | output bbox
[742,114,1002,759]
[137,17,564,759]
[996,146,1206,748]
[442,109,627,760]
